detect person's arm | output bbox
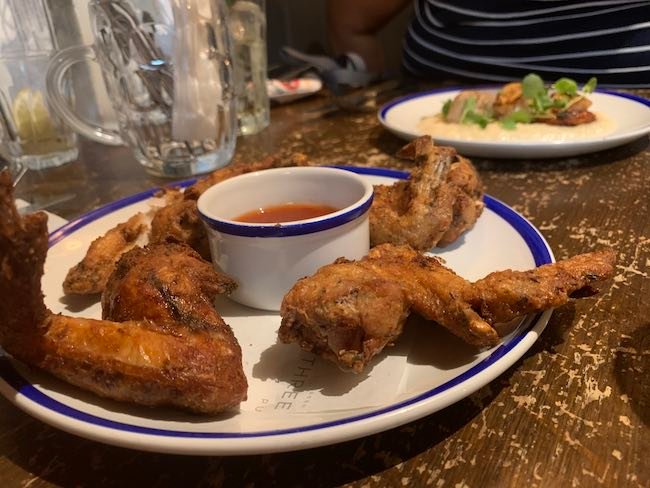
[326,0,411,73]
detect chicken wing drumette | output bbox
[370,136,484,250]
[279,244,615,373]
[0,171,247,414]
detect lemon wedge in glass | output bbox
[12,89,69,154]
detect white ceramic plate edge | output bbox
[378,88,650,158]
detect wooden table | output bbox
[4,87,649,487]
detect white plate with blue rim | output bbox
[0,167,554,455]
[379,88,650,159]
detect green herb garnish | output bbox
[552,97,568,109]
[459,97,476,122]
[553,78,578,96]
[438,73,597,130]
[522,74,546,99]
[464,110,491,128]
[522,73,555,115]
[442,99,452,118]
[522,73,595,120]
[459,97,491,128]
[500,109,532,129]
[583,77,597,93]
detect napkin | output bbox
[247,347,411,414]
[267,76,323,104]
[244,324,416,415]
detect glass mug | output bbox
[0,0,78,170]
[228,0,270,135]
[46,0,237,178]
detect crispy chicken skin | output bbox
[63,212,149,294]
[370,136,484,250]
[438,151,484,246]
[0,172,247,414]
[150,200,210,260]
[470,251,614,324]
[279,244,616,373]
[102,243,236,326]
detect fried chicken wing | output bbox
[370,136,484,250]
[438,153,485,246]
[0,172,247,414]
[470,251,615,324]
[149,199,210,259]
[102,243,236,327]
[279,244,615,373]
[63,212,150,294]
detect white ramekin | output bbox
[197,166,373,311]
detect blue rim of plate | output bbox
[0,166,552,439]
[379,87,650,122]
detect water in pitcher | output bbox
[229,0,270,135]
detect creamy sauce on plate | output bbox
[417,112,616,143]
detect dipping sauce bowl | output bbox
[197,166,374,311]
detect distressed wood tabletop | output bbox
[3,85,649,488]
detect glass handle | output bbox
[46,45,124,146]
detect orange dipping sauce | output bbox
[234,202,340,223]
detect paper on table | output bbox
[246,347,411,415]
[267,76,323,104]
[226,304,415,415]
[212,297,415,414]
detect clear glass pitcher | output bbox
[0,0,78,170]
[46,0,237,178]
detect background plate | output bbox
[0,167,554,455]
[379,88,650,158]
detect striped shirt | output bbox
[403,0,650,87]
